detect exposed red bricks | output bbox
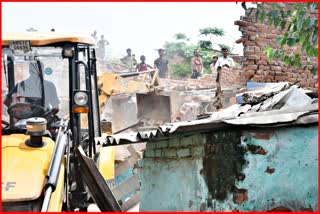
[253,133,271,140]
[265,167,275,174]
[247,144,268,155]
[233,189,248,205]
[235,3,318,91]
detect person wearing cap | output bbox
[154,49,169,78]
[215,47,234,69]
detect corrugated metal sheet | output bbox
[97,86,318,146]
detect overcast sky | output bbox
[3,2,252,62]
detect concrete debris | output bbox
[174,102,201,122]
[99,84,318,146]
[236,82,290,104]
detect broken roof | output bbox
[97,83,318,146]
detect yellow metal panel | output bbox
[2,32,95,46]
[48,159,65,212]
[98,146,115,180]
[98,73,153,96]
[2,134,55,202]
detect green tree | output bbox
[242,2,318,74]
[163,27,230,78]
[198,27,225,50]
[174,33,190,41]
[163,38,196,78]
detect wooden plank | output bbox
[111,174,139,200]
[115,143,145,161]
[121,192,140,212]
[115,145,140,176]
[75,146,122,211]
[151,69,159,86]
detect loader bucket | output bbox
[136,91,186,125]
[136,93,171,124]
[110,92,186,132]
[111,95,139,133]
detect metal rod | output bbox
[117,69,155,78]
[7,56,15,129]
[91,48,101,140]
[41,186,52,212]
[2,54,8,88]
[14,53,62,57]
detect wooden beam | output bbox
[115,145,141,176]
[111,174,139,200]
[121,192,140,212]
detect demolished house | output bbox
[94,3,318,211]
[98,83,318,211]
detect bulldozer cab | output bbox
[2,32,101,151]
[1,33,120,212]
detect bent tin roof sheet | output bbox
[97,85,318,146]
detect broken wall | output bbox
[138,125,318,211]
[234,3,318,91]
[209,66,246,89]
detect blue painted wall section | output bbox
[138,125,318,211]
[239,126,318,211]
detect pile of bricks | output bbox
[158,77,215,91]
[234,3,318,91]
[158,68,245,91]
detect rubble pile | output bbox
[156,68,245,91]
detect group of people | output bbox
[191,47,234,79]
[120,48,169,78]
[119,47,234,79]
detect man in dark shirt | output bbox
[154,49,169,78]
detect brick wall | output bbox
[209,66,246,89]
[234,3,318,91]
[139,126,318,211]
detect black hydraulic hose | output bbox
[36,60,45,108]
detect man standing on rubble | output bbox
[215,47,234,69]
[210,55,218,73]
[214,48,233,111]
[191,49,203,79]
[136,55,153,72]
[97,35,109,60]
[154,49,169,78]
[121,48,136,72]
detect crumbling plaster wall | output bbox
[138,125,318,211]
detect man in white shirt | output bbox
[215,47,234,69]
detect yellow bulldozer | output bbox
[1,32,166,211]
